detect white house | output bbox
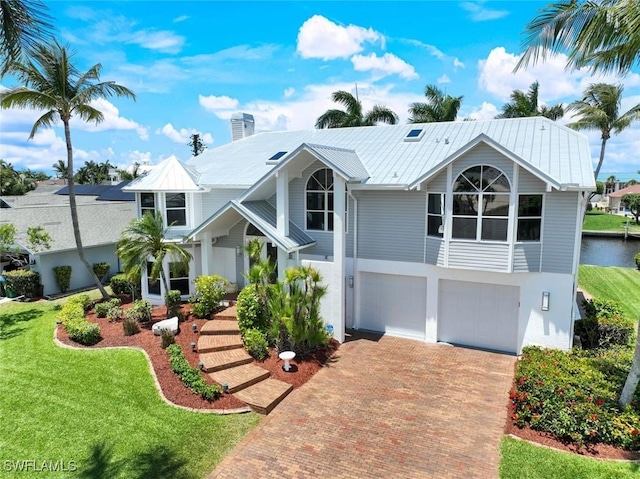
[124,116,595,354]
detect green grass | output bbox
[0,295,259,479]
[583,210,640,233]
[578,264,640,320]
[500,437,639,479]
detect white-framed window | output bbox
[427,193,445,237]
[140,193,155,218]
[169,262,189,295]
[306,168,334,231]
[165,193,186,227]
[146,261,161,295]
[517,195,543,241]
[452,165,510,241]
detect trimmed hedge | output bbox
[243,328,269,360]
[4,269,40,297]
[58,296,101,346]
[110,274,140,296]
[576,298,635,349]
[92,262,111,279]
[53,265,72,293]
[165,289,182,319]
[166,344,221,400]
[237,286,269,335]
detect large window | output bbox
[427,193,445,237]
[306,169,334,231]
[517,195,543,241]
[147,262,161,295]
[165,193,186,227]
[169,262,189,295]
[140,193,155,217]
[452,166,510,241]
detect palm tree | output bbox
[0,0,53,74]
[52,159,67,180]
[567,83,640,180]
[315,90,398,129]
[0,40,136,299]
[495,81,564,120]
[117,211,192,305]
[517,0,640,74]
[408,84,463,123]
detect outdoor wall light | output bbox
[191,323,198,333]
[348,276,354,288]
[190,342,196,351]
[236,246,242,257]
[542,292,550,311]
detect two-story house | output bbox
[124,115,595,354]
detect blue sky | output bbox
[2,0,640,180]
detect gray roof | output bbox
[124,155,202,192]
[186,117,595,190]
[303,144,369,181]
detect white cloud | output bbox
[199,94,240,111]
[460,1,509,21]
[351,52,418,80]
[437,74,451,84]
[467,101,499,120]
[453,58,465,70]
[297,15,382,60]
[158,123,214,145]
[173,15,189,23]
[126,30,185,54]
[70,98,148,140]
[404,39,465,70]
[284,87,295,98]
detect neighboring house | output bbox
[607,184,640,213]
[124,115,595,354]
[1,181,135,295]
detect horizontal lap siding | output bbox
[425,237,444,265]
[448,242,509,271]
[215,220,246,282]
[357,190,426,263]
[514,243,541,272]
[541,192,578,274]
[451,144,514,183]
[518,169,547,193]
[197,189,245,224]
[426,170,447,192]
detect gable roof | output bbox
[186,117,595,190]
[609,184,640,197]
[123,155,202,192]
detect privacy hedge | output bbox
[3,269,40,297]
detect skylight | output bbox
[404,129,425,142]
[266,151,287,164]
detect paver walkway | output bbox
[210,333,515,479]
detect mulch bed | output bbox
[56,295,339,412]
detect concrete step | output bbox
[234,378,294,415]
[199,349,253,373]
[213,305,237,320]
[209,364,270,394]
[200,319,240,335]
[197,334,243,353]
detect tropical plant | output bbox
[315,90,398,129]
[495,81,564,120]
[188,133,206,156]
[0,40,136,299]
[0,159,43,195]
[567,83,640,179]
[517,0,640,75]
[0,223,51,267]
[52,159,67,179]
[116,211,192,308]
[408,84,463,123]
[188,274,227,318]
[622,193,640,225]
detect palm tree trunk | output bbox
[593,138,608,180]
[619,320,640,408]
[63,120,109,299]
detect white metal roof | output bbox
[186,117,595,190]
[124,155,202,192]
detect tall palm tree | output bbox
[408,84,463,123]
[495,81,564,120]
[0,0,53,74]
[117,211,192,304]
[0,40,136,299]
[315,90,398,129]
[567,83,640,180]
[52,159,67,180]
[517,0,640,74]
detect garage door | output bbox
[438,280,519,353]
[358,272,427,340]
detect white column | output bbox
[201,231,212,275]
[276,169,289,236]
[332,175,346,343]
[277,247,289,281]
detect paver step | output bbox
[234,378,293,415]
[200,319,240,335]
[209,364,270,394]
[199,349,253,373]
[197,334,243,353]
[213,305,237,320]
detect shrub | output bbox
[3,269,40,297]
[166,344,221,401]
[110,274,140,296]
[165,289,182,320]
[58,297,101,346]
[125,299,152,323]
[188,275,228,318]
[52,265,72,293]
[635,253,640,270]
[122,317,140,336]
[92,262,111,279]
[237,286,269,335]
[576,298,635,349]
[107,306,122,322]
[161,329,175,349]
[243,328,269,360]
[95,298,122,318]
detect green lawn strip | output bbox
[578,265,640,320]
[583,211,640,233]
[500,437,639,479]
[0,300,259,479]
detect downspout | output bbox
[348,190,358,330]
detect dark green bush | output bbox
[635,253,640,270]
[237,286,269,335]
[166,344,221,401]
[109,274,140,296]
[95,298,122,318]
[161,329,175,349]
[125,299,152,323]
[3,269,40,297]
[52,265,72,293]
[165,289,182,319]
[576,298,635,349]
[243,328,269,360]
[122,317,140,336]
[92,262,111,279]
[188,275,227,318]
[107,305,122,322]
[58,297,101,346]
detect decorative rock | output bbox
[152,316,179,336]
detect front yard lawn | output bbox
[579,265,640,320]
[583,210,640,233]
[0,296,259,479]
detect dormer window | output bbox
[165,193,186,227]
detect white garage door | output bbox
[438,280,519,353]
[358,272,427,340]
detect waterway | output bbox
[580,236,640,268]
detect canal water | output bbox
[580,236,640,268]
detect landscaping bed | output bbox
[57,295,338,411]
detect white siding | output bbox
[451,144,514,184]
[514,243,541,272]
[425,237,444,265]
[215,220,246,282]
[195,189,245,225]
[426,170,447,192]
[518,169,547,193]
[541,191,579,274]
[448,242,510,271]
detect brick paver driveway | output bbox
[210,334,515,479]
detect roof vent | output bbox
[230,112,255,142]
[266,151,287,165]
[404,128,425,142]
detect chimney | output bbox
[230,112,255,141]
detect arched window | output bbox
[452,165,510,241]
[306,168,334,231]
